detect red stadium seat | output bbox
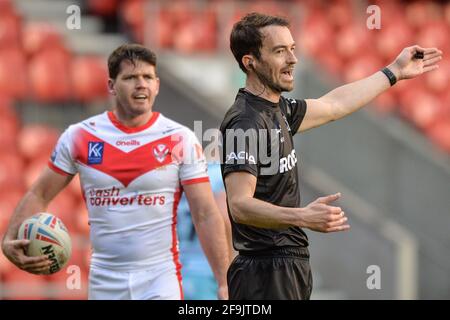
[326,0,353,29]
[0,0,15,13]
[445,2,450,25]
[335,25,371,62]
[28,48,72,102]
[173,21,196,54]
[0,100,20,153]
[155,9,173,48]
[424,59,450,94]
[400,90,442,131]
[0,152,25,192]
[0,48,28,99]
[22,22,65,57]
[0,247,15,278]
[24,155,51,188]
[193,9,217,52]
[88,0,119,17]
[120,0,144,29]
[71,56,109,103]
[417,21,450,51]
[343,53,383,83]
[375,19,413,61]
[441,90,450,119]
[405,1,434,30]
[18,125,59,163]
[300,10,333,56]
[0,11,22,49]
[0,189,24,235]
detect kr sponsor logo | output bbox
[153,143,169,163]
[87,141,104,164]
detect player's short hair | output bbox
[108,44,157,79]
[230,12,290,74]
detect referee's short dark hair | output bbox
[230,12,290,74]
[108,44,157,79]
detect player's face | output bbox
[254,26,297,93]
[109,59,160,117]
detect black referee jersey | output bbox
[220,88,308,253]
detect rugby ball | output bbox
[17,212,72,274]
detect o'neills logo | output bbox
[88,187,165,206]
[116,140,141,146]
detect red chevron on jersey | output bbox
[73,128,183,187]
[48,111,209,271]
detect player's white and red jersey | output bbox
[48,111,209,273]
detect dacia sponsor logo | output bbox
[116,140,140,146]
[226,151,256,165]
[279,149,297,173]
[88,142,104,164]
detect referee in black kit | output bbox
[220,13,442,300]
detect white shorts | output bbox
[88,261,183,300]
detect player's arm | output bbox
[184,181,231,300]
[1,167,73,274]
[225,171,350,232]
[214,190,237,261]
[298,45,442,133]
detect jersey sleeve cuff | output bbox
[47,161,74,176]
[181,177,210,185]
[222,165,257,178]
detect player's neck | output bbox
[112,108,153,128]
[245,78,280,103]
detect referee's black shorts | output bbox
[227,247,312,300]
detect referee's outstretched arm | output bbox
[299,45,442,133]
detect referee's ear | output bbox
[242,55,254,73]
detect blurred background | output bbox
[0,0,449,299]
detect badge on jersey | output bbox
[88,142,104,164]
[153,144,169,163]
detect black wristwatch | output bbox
[381,67,397,86]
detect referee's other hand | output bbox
[300,193,350,233]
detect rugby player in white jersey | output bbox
[2,44,230,300]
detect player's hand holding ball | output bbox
[3,212,72,275]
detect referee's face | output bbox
[254,26,297,93]
[109,59,160,118]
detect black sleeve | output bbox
[284,98,307,133]
[222,117,260,178]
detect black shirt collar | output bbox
[238,88,280,110]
